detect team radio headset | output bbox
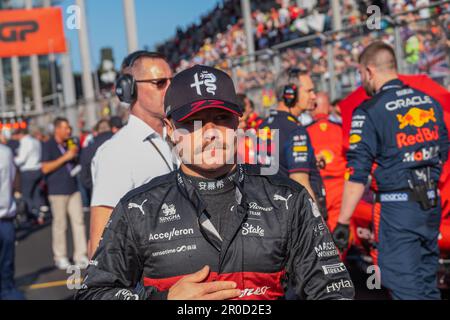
[115,50,174,172]
[282,67,302,108]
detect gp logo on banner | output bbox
[0,8,66,57]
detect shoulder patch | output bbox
[242,164,263,176]
[261,172,305,193]
[121,171,177,203]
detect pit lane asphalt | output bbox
[13,215,448,300]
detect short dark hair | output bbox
[236,94,254,111]
[275,67,308,102]
[331,98,342,106]
[53,117,69,129]
[358,41,397,71]
[94,119,111,133]
[109,116,123,129]
[120,51,168,74]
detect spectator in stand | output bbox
[41,117,88,270]
[13,128,44,225]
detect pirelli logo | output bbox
[322,263,347,275]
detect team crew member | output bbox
[89,51,175,257]
[306,93,347,231]
[76,65,354,300]
[333,42,449,299]
[259,68,326,215]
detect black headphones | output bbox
[115,50,166,104]
[282,67,302,108]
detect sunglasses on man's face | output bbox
[135,77,172,89]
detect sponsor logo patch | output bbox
[326,279,353,293]
[152,244,197,257]
[396,126,439,148]
[159,203,181,223]
[380,193,409,202]
[241,223,265,237]
[239,286,270,298]
[385,95,432,111]
[315,241,339,258]
[349,134,362,144]
[322,263,347,275]
[149,228,194,241]
[396,107,436,129]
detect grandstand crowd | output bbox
[157,0,450,106]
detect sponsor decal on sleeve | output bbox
[322,263,347,275]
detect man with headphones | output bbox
[89,51,176,257]
[259,68,326,217]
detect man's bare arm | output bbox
[89,206,113,258]
[41,147,77,175]
[289,172,317,203]
[338,180,366,224]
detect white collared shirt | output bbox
[0,145,16,219]
[14,134,42,171]
[91,115,176,208]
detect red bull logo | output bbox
[396,107,436,129]
[396,125,440,148]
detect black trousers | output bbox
[20,170,43,218]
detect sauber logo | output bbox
[0,21,39,42]
[396,107,436,129]
[396,126,439,148]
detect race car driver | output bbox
[75,65,354,300]
[333,42,449,299]
[258,68,327,217]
